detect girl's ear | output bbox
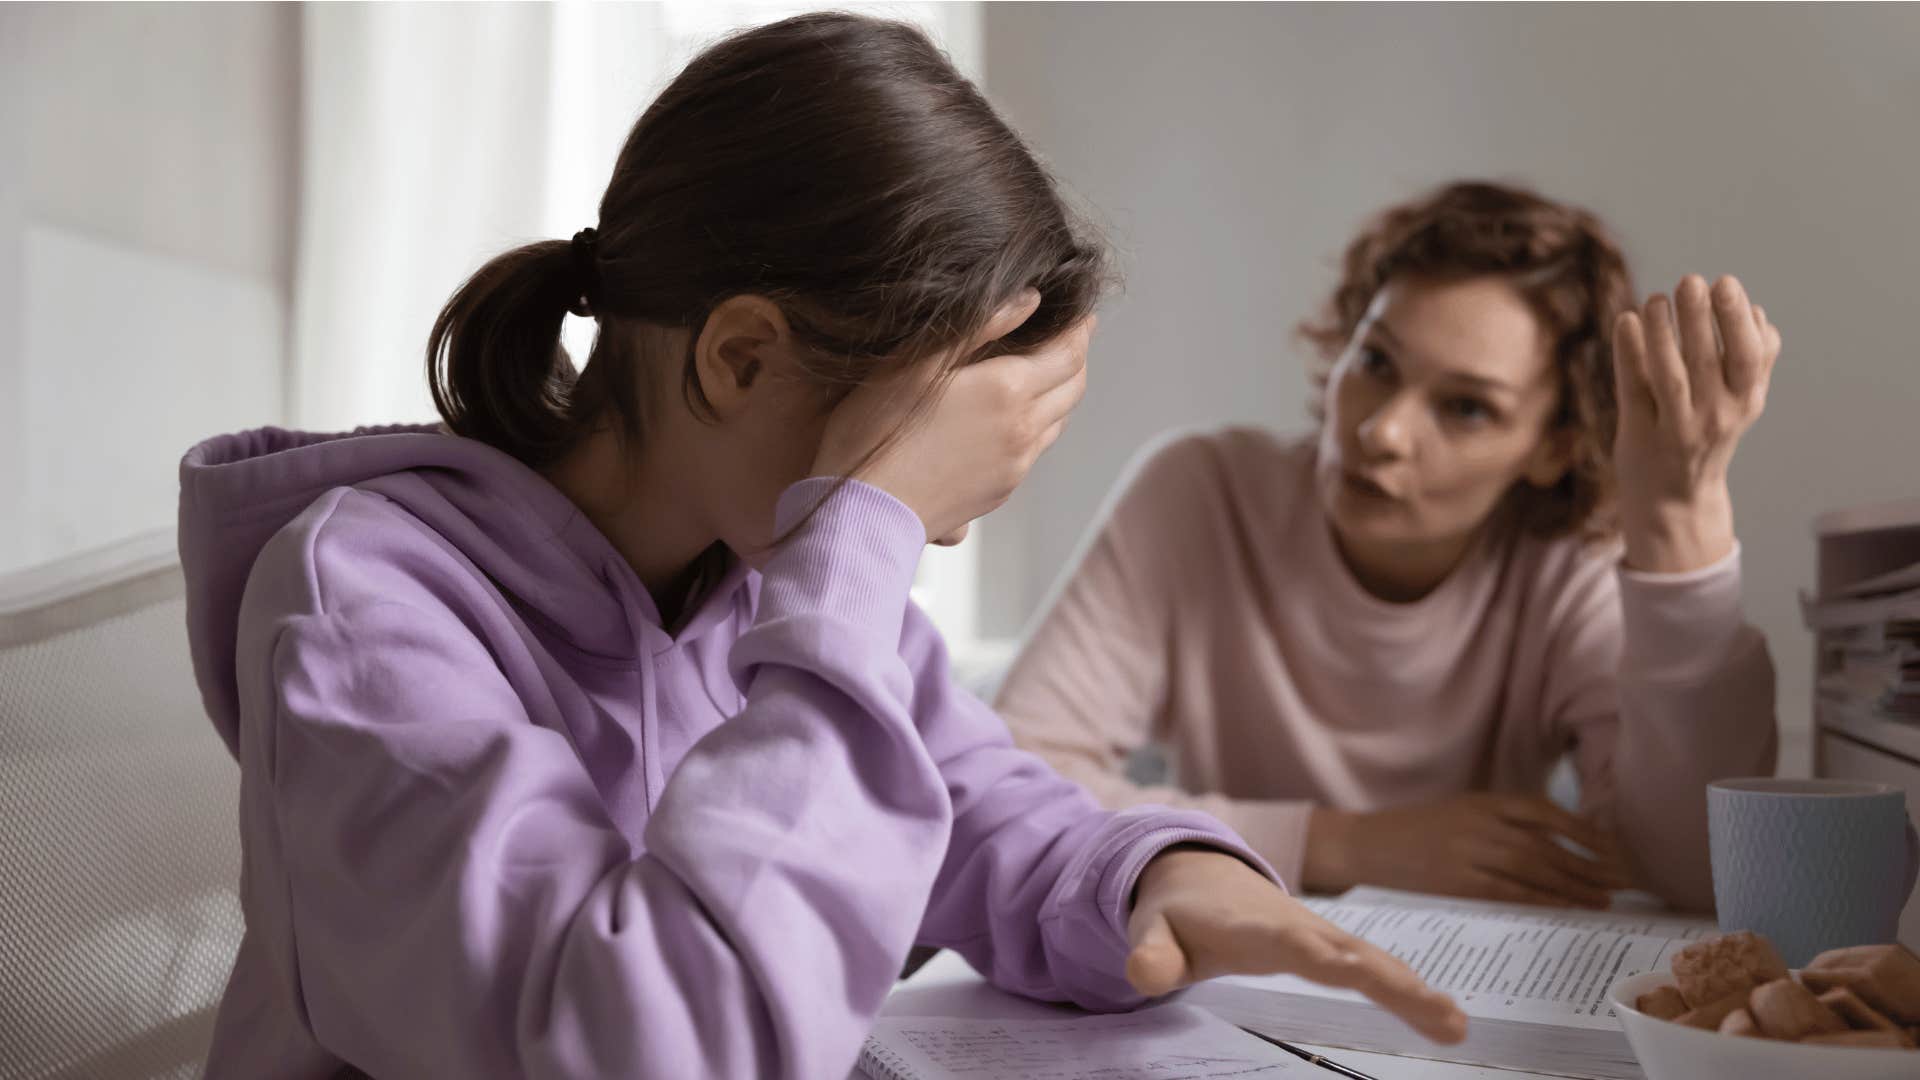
[1524,426,1573,489]
[692,295,795,419]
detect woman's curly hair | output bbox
[1297,180,1638,539]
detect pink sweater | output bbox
[996,427,1778,910]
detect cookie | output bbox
[1748,977,1847,1041]
[1717,1007,1763,1038]
[1671,931,1789,1008]
[1675,990,1750,1031]
[1634,985,1688,1021]
[1818,986,1903,1034]
[1805,944,1920,1024]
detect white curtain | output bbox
[292,0,986,645]
[294,3,642,429]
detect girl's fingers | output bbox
[1613,310,1655,418]
[1712,276,1765,395]
[1124,911,1191,997]
[1183,906,1466,1044]
[1293,933,1468,1044]
[966,289,1042,358]
[1641,294,1692,426]
[1354,939,1469,1043]
[1674,276,1721,406]
[1037,413,1071,456]
[1032,361,1088,433]
[1023,314,1096,391]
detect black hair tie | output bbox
[569,227,600,316]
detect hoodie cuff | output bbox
[1095,811,1286,948]
[1618,540,1747,684]
[758,478,926,637]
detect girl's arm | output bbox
[996,433,1318,887]
[234,483,951,1080]
[902,598,1279,1010]
[911,599,1469,1044]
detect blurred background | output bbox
[5,1,1917,777]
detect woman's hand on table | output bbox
[1611,274,1781,574]
[1127,846,1468,1044]
[1302,794,1634,908]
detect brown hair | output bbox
[1297,180,1636,539]
[428,12,1107,469]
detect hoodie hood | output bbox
[179,425,693,757]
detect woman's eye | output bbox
[1357,347,1393,379]
[1443,397,1493,424]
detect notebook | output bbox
[1181,887,1717,1080]
[858,1004,1305,1079]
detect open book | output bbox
[1182,887,1716,1080]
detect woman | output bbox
[177,15,1462,1079]
[998,180,1780,913]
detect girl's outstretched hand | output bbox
[811,289,1093,545]
[1611,275,1781,573]
[1127,847,1469,1045]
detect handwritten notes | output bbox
[859,1005,1300,1080]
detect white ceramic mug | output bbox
[1708,777,1919,967]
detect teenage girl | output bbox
[180,15,1464,1078]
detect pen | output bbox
[1235,1026,1382,1080]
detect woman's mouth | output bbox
[1343,471,1398,500]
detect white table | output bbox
[877,949,1562,1079]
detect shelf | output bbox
[1816,697,1920,764]
[1815,497,1920,538]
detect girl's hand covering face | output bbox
[1610,275,1781,573]
[1127,847,1469,1045]
[812,289,1094,544]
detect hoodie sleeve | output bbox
[233,481,952,1080]
[901,610,1282,1011]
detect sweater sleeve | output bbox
[233,481,953,1080]
[995,434,1317,889]
[1549,543,1778,912]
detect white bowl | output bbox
[1609,970,1917,1080]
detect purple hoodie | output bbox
[178,426,1272,1079]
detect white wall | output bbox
[1,4,297,572]
[981,3,1920,773]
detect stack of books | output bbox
[1803,560,1920,722]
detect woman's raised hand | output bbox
[1611,275,1781,573]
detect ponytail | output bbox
[423,13,1110,473]
[427,240,584,468]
